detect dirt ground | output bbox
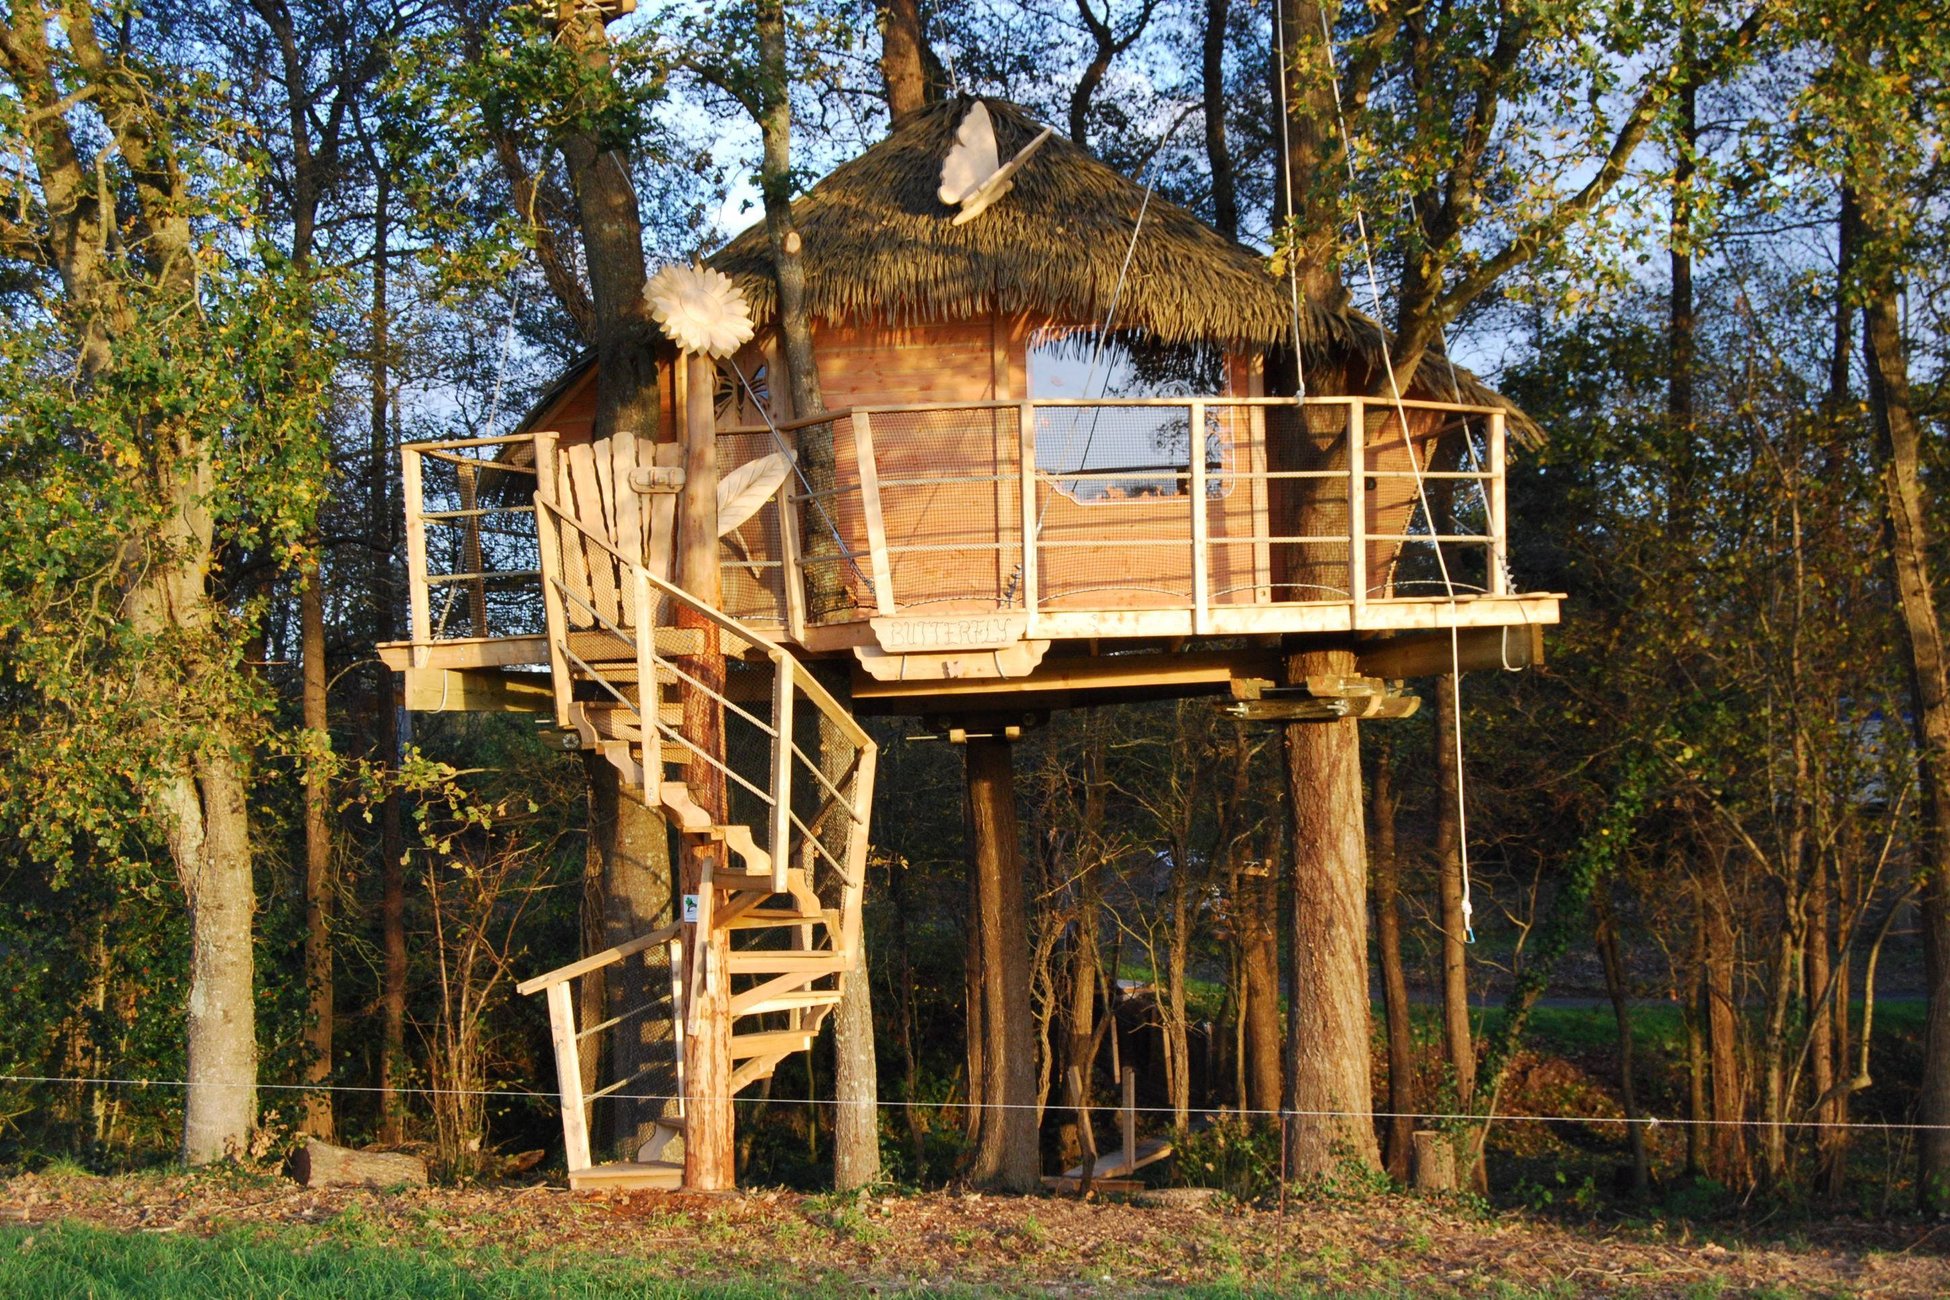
[3,1167,1949,1296]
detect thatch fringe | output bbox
[706,98,1530,432]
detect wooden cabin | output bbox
[377,98,1562,1191]
[389,99,1558,717]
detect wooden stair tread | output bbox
[725,950,848,973]
[731,1029,815,1060]
[566,1160,682,1191]
[732,989,843,1016]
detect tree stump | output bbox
[289,1138,428,1189]
[1410,1130,1458,1193]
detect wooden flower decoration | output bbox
[645,264,755,358]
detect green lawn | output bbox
[0,1221,1578,1299]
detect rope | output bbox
[4,1073,1943,1132]
[1316,10,1475,942]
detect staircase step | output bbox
[731,1029,815,1061]
[656,782,715,832]
[725,950,848,974]
[566,1160,682,1192]
[732,988,843,1017]
[724,907,838,931]
[730,1053,791,1094]
[578,700,684,737]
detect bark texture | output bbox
[966,737,1040,1191]
[1283,648,1380,1178]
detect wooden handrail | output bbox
[517,920,682,996]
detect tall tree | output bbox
[0,1,331,1161]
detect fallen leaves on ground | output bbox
[0,1168,1946,1296]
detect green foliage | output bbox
[0,254,333,879]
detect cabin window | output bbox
[1027,330,1231,505]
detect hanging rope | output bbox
[1314,9,1477,942]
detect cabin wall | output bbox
[521,318,1466,628]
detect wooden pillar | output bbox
[675,350,735,1190]
[965,733,1040,1191]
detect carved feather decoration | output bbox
[938,101,1055,226]
[716,451,794,537]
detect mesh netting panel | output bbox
[1262,404,1353,602]
[585,940,680,1164]
[417,453,543,640]
[715,433,790,628]
[1034,406,1197,609]
[862,407,1022,613]
[720,658,779,835]
[1200,405,1258,605]
[789,419,873,623]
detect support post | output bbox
[401,444,433,668]
[1120,1066,1137,1177]
[1347,400,1367,616]
[546,981,592,1175]
[851,411,897,616]
[1019,402,1038,624]
[675,349,735,1191]
[1189,400,1210,633]
[1487,410,1508,596]
[532,432,573,729]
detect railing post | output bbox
[769,656,794,894]
[545,981,593,1175]
[1189,400,1210,634]
[634,566,660,777]
[532,431,574,730]
[777,454,808,641]
[401,444,433,669]
[850,412,898,617]
[1019,402,1038,625]
[1348,400,1367,617]
[1488,409,1509,596]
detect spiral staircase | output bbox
[514,445,876,1192]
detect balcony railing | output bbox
[395,395,1517,666]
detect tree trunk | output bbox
[1201,0,1238,240]
[1432,674,1477,1130]
[966,736,1040,1191]
[1807,851,1840,1196]
[875,0,938,121]
[299,562,335,1141]
[582,755,676,1156]
[290,1138,428,1189]
[1859,234,1950,1210]
[1282,648,1380,1179]
[1702,876,1749,1187]
[361,163,409,1147]
[173,750,259,1163]
[1684,908,1707,1177]
[1597,890,1650,1198]
[833,931,881,1190]
[1371,746,1415,1179]
[1241,847,1283,1123]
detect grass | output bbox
[0,1221,1603,1298]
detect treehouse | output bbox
[377,98,1561,1191]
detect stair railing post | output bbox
[769,657,794,894]
[545,980,593,1176]
[634,566,660,776]
[532,431,574,730]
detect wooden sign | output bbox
[870,613,1028,652]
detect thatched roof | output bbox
[708,97,1525,423]
[712,97,1328,354]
